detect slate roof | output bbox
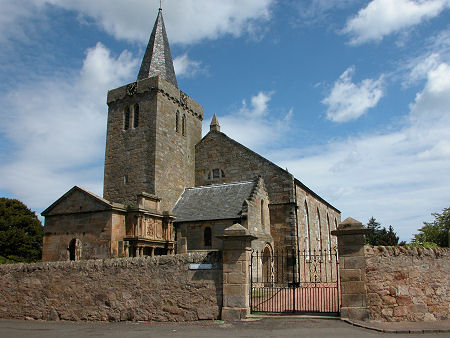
[172,180,256,223]
[137,9,178,87]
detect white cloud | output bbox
[343,0,450,45]
[203,91,292,151]
[294,0,360,23]
[0,43,138,208]
[13,0,273,45]
[322,66,384,122]
[0,0,44,43]
[173,54,204,78]
[238,91,273,117]
[401,28,450,87]
[279,58,450,241]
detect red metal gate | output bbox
[250,249,340,315]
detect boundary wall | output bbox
[333,217,450,322]
[0,252,222,322]
[365,245,450,322]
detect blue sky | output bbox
[0,0,449,242]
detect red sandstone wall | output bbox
[0,252,222,322]
[365,245,450,322]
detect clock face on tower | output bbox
[126,82,137,96]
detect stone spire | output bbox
[137,9,178,88]
[210,113,220,132]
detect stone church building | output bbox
[42,9,340,262]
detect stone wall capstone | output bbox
[0,252,222,322]
[365,245,450,322]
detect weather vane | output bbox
[159,0,163,10]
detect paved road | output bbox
[0,317,448,338]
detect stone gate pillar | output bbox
[332,217,370,321]
[219,223,256,321]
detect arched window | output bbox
[326,214,332,261]
[182,115,186,136]
[133,104,139,128]
[175,111,179,132]
[124,107,130,130]
[304,201,310,259]
[317,207,322,252]
[212,169,220,179]
[204,227,212,247]
[261,199,265,227]
[262,245,272,284]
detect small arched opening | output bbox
[133,103,139,128]
[68,238,82,261]
[260,199,265,228]
[262,245,272,285]
[124,107,130,130]
[204,227,212,247]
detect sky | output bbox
[0,0,449,242]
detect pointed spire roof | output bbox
[137,9,178,88]
[210,113,220,132]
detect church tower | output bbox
[103,9,203,211]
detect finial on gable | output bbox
[210,113,220,132]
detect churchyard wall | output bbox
[364,245,450,322]
[0,252,222,322]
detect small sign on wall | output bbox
[189,263,212,270]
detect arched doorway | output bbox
[262,245,272,285]
[68,238,82,261]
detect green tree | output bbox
[412,207,450,247]
[0,198,44,262]
[365,217,402,246]
[365,217,381,245]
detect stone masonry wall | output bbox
[195,131,297,252]
[295,184,340,254]
[195,130,340,255]
[104,76,203,211]
[43,211,119,261]
[365,245,450,322]
[0,252,222,322]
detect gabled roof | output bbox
[137,9,178,87]
[172,180,258,223]
[198,129,341,213]
[42,186,124,216]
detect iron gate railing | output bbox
[250,248,340,315]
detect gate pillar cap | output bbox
[332,217,370,236]
[217,223,257,240]
[339,217,363,229]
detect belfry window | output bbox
[182,114,186,136]
[204,227,212,247]
[133,104,139,128]
[175,111,179,132]
[124,107,130,130]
